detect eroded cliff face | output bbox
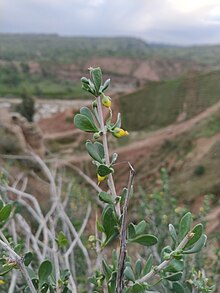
[0,108,45,157]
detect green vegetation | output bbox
[16,91,35,122]
[0,62,89,99]
[0,34,220,65]
[120,71,220,130]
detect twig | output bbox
[116,163,135,293]
[0,239,37,293]
[137,232,193,283]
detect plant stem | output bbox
[97,96,120,216]
[0,239,37,293]
[137,232,193,283]
[116,163,135,293]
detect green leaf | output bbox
[97,164,113,177]
[0,265,14,276]
[23,252,34,266]
[14,244,22,254]
[102,259,112,281]
[111,113,121,129]
[81,77,90,85]
[90,67,102,95]
[38,260,53,287]
[135,259,142,278]
[124,266,135,282]
[185,224,203,248]
[169,224,178,244]
[108,271,117,293]
[183,234,207,254]
[99,192,114,204]
[166,259,184,273]
[172,282,185,293]
[135,220,147,235]
[179,212,192,240]
[94,142,105,160]
[164,272,182,281]
[100,78,110,92]
[0,204,12,222]
[56,232,68,248]
[102,205,118,245]
[143,254,153,275]
[0,200,4,211]
[128,234,158,246]
[127,223,136,239]
[132,283,146,293]
[74,114,98,133]
[80,107,95,123]
[86,141,103,163]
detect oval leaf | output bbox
[124,266,135,282]
[179,212,192,240]
[183,234,207,254]
[23,252,34,266]
[128,234,158,246]
[90,67,102,95]
[143,254,153,275]
[185,224,203,248]
[135,220,147,235]
[74,114,98,132]
[80,107,95,123]
[164,272,182,281]
[86,141,103,163]
[97,164,113,177]
[172,282,185,293]
[94,142,105,160]
[169,224,178,244]
[38,260,52,287]
[0,204,12,222]
[99,192,113,204]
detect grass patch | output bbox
[120,71,220,131]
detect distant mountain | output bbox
[0,34,220,66]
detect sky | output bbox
[1,0,220,45]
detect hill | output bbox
[0,34,220,65]
[120,70,220,131]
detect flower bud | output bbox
[101,93,111,108]
[93,132,100,140]
[113,127,129,138]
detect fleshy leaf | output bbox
[86,141,103,163]
[90,67,102,95]
[99,191,114,204]
[74,114,98,133]
[179,212,192,240]
[183,234,207,254]
[128,234,158,246]
[97,164,113,177]
[185,224,203,248]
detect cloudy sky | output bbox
[1,0,220,45]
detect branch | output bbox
[137,232,193,283]
[0,238,37,293]
[116,163,135,293]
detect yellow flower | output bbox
[0,280,5,285]
[101,94,111,108]
[97,174,107,185]
[113,127,129,138]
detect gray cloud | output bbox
[0,0,220,45]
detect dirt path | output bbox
[116,100,220,164]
